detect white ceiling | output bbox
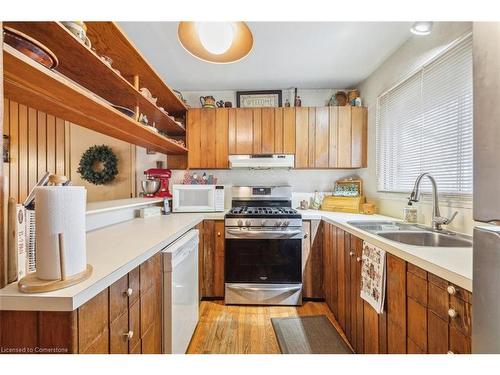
[119,22,412,91]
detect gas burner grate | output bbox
[229,206,299,216]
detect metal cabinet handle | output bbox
[448,309,458,319]
[447,285,457,295]
[349,251,355,256]
[124,288,133,297]
[122,331,134,340]
[304,233,309,239]
[356,257,361,262]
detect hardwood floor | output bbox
[187,300,350,354]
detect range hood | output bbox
[229,154,295,170]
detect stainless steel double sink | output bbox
[346,220,473,248]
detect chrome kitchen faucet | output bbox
[408,172,458,231]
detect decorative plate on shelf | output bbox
[3,26,59,69]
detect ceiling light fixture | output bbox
[178,22,253,64]
[410,21,433,35]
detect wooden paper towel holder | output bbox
[18,233,92,294]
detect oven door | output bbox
[225,229,302,284]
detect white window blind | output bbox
[376,35,473,196]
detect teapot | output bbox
[200,95,216,108]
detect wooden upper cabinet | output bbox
[295,106,367,169]
[187,108,229,169]
[215,109,229,168]
[283,107,296,154]
[187,106,365,169]
[261,108,275,154]
[295,107,310,168]
[235,108,253,154]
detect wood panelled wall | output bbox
[3,98,68,203]
[2,98,136,203]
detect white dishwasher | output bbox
[162,229,199,354]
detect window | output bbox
[376,34,473,197]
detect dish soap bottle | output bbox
[403,202,418,223]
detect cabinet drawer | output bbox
[109,275,129,323]
[140,253,161,295]
[428,273,448,289]
[428,282,448,320]
[110,311,129,354]
[407,263,427,279]
[128,267,140,307]
[407,272,427,307]
[449,284,472,304]
[449,296,472,336]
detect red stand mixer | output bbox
[142,168,172,198]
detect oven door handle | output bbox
[226,229,302,238]
[227,285,302,292]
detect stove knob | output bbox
[276,221,283,227]
[245,220,252,227]
[237,219,243,227]
[283,221,289,227]
[261,220,267,226]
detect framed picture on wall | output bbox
[236,90,282,108]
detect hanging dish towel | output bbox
[360,241,386,314]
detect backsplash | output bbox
[170,169,361,193]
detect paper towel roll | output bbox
[35,186,87,280]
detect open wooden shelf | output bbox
[4,21,186,136]
[3,45,188,155]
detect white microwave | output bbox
[172,185,225,212]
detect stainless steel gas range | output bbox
[224,186,303,306]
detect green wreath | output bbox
[77,145,118,185]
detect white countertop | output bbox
[299,210,473,291]
[0,208,473,311]
[86,197,165,215]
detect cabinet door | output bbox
[139,253,162,354]
[336,227,346,331]
[215,108,229,168]
[354,236,364,353]
[235,108,253,154]
[200,109,216,168]
[386,254,407,354]
[323,222,333,309]
[202,220,225,298]
[214,220,225,297]
[337,106,352,168]
[328,107,338,167]
[274,108,284,153]
[78,290,109,354]
[302,220,323,299]
[187,109,202,168]
[351,107,367,168]
[314,107,329,168]
[343,233,352,342]
[308,108,316,168]
[283,107,296,154]
[252,108,262,154]
[295,107,309,168]
[261,107,275,154]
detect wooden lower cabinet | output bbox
[0,254,162,354]
[200,220,225,298]
[322,223,472,354]
[302,220,323,299]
